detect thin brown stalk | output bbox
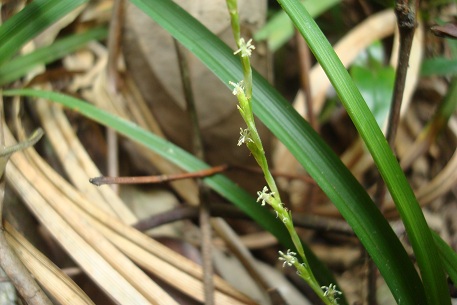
[386,0,417,149]
[106,0,125,194]
[174,38,215,305]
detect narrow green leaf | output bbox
[0,27,107,86]
[125,0,424,304]
[277,0,449,304]
[432,231,457,288]
[3,88,342,304]
[0,0,87,66]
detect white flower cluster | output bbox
[256,186,275,206]
[233,38,255,57]
[237,128,254,146]
[321,284,342,304]
[278,249,297,267]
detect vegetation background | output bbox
[0,0,456,304]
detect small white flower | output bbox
[234,38,255,57]
[256,186,275,206]
[238,128,253,146]
[229,80,244,96]
[278,249,297,267]
[321,284,342,304]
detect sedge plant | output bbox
[4,1,457,304]
[226,1,341,304]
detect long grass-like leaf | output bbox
[125,0,430,304]
[277,0,449,304]
[0,27,107,86]
[0,0,87,67]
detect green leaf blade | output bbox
[276,0,449,304]
[121,1,425,304]
[0,27,107,86]
[0,0,87,67]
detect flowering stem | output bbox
[225,1,341,304]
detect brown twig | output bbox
[386,0,417,150]
[89,165,228,186]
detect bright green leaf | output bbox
[278,0,449,304]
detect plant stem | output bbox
[226,1,339,304]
